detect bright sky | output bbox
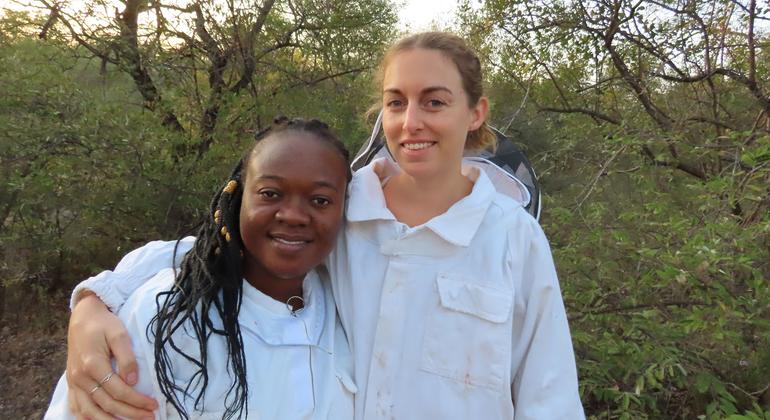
[398,0,461,31]
[2,0,464,31]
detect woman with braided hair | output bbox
[46,117,356,419]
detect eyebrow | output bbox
[383,86,453,95]
[254,175,340,192]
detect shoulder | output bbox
[486,192,541,237]
[350,157,386,186]
[119,237,195,267]
[483,193,553,271]
[117,268,177,326]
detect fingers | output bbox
[68,369,156,419]
[70,342,158,413]
[70,385,116,420]
[103,329,158,411]
[98,368,158,412]
[67,294,113,392]
[67,352,113,397]
[67,388,81,419]
[107,328,138,386]
[65,294,158,417]
[91,384,156,419]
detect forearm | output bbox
[70,237,194,312]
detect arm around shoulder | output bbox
[70,237,195,313]
[47,278,167,420]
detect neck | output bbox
[384,164,473,227]
[242,261,304,307]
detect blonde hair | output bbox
[376,32,496,151]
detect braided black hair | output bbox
[150,117,351,419]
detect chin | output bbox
[271,266,315,281]
[396,161,441,179]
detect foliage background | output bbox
[0,1,768,418]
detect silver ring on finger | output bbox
[99,371,114,385]
[88,383,102,395]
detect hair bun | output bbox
[307,119,329,131]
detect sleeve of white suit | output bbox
[69,237,194,313]
[47,274,171,420]
[508,222,585,420]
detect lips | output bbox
[274,237,307,245]
[399,140,437,156]
[269,233,312,251]
[400,139,436,148]
[270,233,311,243]
[403,142,435,150]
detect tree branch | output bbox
[641,145,708,180]
[569,300,708,321]
[538,106,621,125]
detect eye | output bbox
[385,98,404,109]
[258,189,280,200]
[311,196,331,207]
[425,99,446,108]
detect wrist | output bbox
[73,289,95,306]
[73,290,109,313]
[70,275,123,313]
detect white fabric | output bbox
[70,238,196,313]
[60,157,584,420]
[327,158,584,420]
[47,268,355,419]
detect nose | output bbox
[402,101,424,133]
[275,198,310,226]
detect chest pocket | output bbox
[420,273,513,390]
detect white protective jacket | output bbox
[60,158,585,420]
[46,267,355,419]
[328,158,584,420]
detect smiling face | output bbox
[238,132,348,289]
[381,48,488,180]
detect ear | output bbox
[468,96,489,130]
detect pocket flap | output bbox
[435,274,512,323]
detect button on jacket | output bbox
[48,268,355,419]
[326,158,585,420]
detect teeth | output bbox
[274,238,305,245]
[403,142,433,150]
